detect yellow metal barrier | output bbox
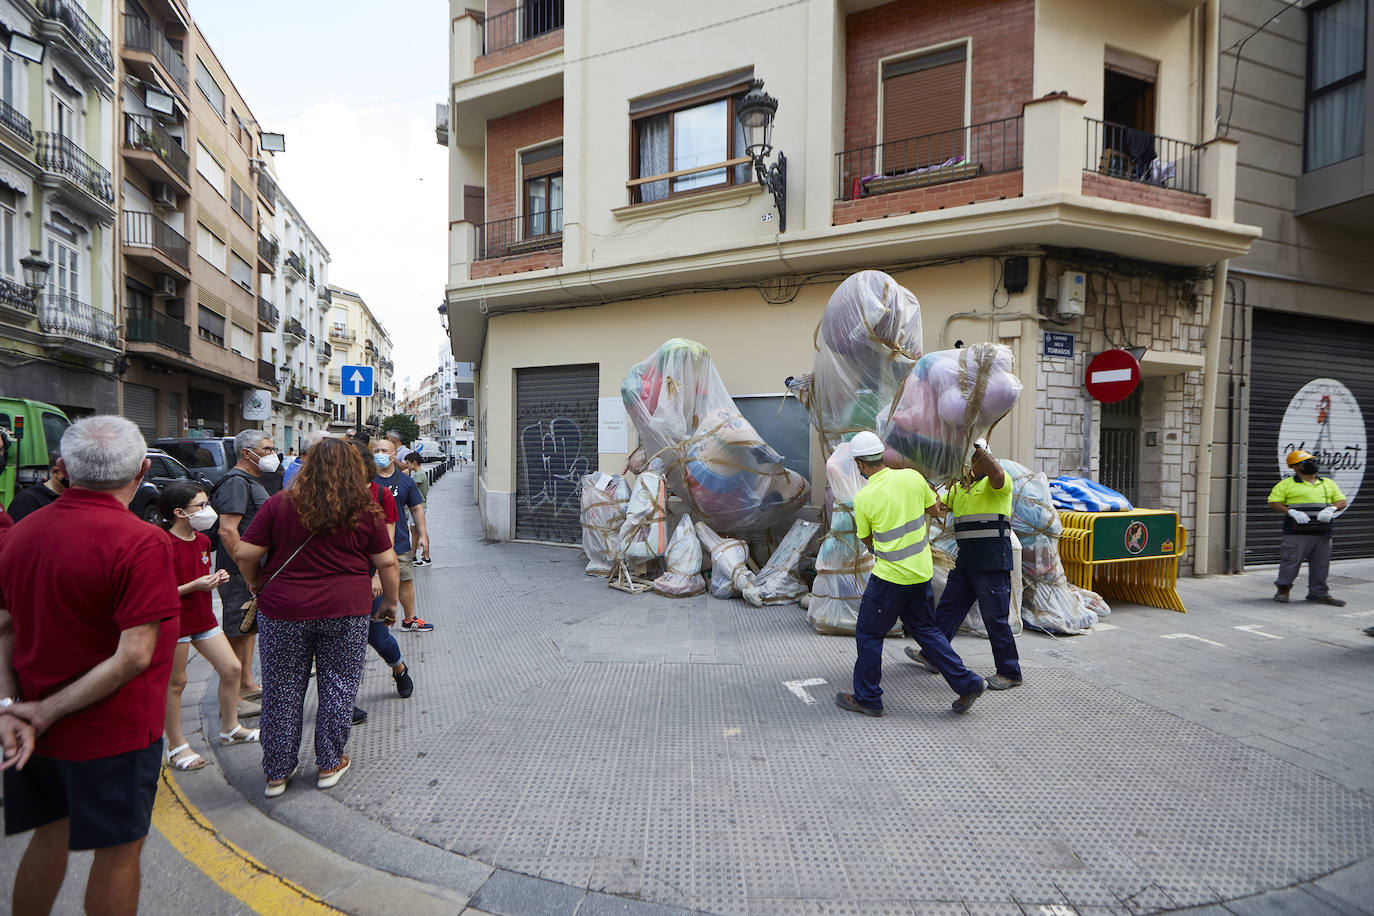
[1057,509,1188,613]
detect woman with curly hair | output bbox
[235,437,400,797]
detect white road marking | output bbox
[1037,907,1078,916]
[1235,624,1282,640]
[1162,633,1225,647]
[1339,609,1374,618]
[1092,623,1119,631]
[784,678,827,704]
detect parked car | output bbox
[152,437,238,485]
[130,449,210,524]
[0,397,70,508]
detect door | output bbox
[514,364,598,543]
[47,237,78,302]
[1098,389,1141,505]
[123,383,158,441]
[1244,311,1373,563]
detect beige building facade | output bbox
[444,0,1260,554]
[325,284,394,434]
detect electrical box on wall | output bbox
[1057,272,1086,318]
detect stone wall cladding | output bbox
[1081,172,1212,219]
[1033,259,1210,572]
[485,98,564,223]
[832,170,1022,224]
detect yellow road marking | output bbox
[152,768,344,915]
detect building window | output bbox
[2,50,25,117]
[196,143,225,196]
[230,179,253,224]
[523,144,563,237]
[198,305,225,346]
[196,57,225,120]
[230,252,253,291]
[1306,0,1367,171]
[46,216,80,302]
[880,44,967,169]
[0,190,15,280]
[230,322,253,358]
[196,222,226,273]
[629,71,752,203]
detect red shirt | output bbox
[242,491,392,621]
[168,530,218,637]
[0,489,179,761]
[371,482,399,526]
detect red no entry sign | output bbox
[1085,349,1141,403]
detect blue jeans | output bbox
[853,575,982,709]
[367,594,402,667]
[933,566,1021,680]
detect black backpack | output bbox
[206,470,261,554]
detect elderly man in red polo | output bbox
[0,415,180,916]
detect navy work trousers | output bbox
[934,566,1021,681]
[853,575,982,709]
[368,593,402,667]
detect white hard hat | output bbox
[849,430,885,459]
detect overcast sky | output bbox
[193,1,449,392]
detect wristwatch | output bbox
[0,697,16,710]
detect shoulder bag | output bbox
[240,534,314,633]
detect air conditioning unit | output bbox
[154,275,177,297]
[152,182,177,210]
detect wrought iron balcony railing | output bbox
[474,209,562,260]
[124,114,189,181]
[39,293,117,348]
[1084,118,1203,195]
[285,316,306,339]
[482,0,564,54]
[38,0,114,73]
[836,115,1023,201]
[122,12,188,89]
[257,359,277,386]
[0,99,32,144]
[36,131,115,205]
[284,250,306,278]
[257,297,279,328]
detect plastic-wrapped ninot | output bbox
[810,271,923,454]
[621,339,809,535]
[581,472,630,576]
[881,343,1021,483]
[743,518,820,607]
[695,520,755,599]
[653,515,706,598]
[615,461,669,564]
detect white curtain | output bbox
[1307,0,1366,170]
[637,114,670,201]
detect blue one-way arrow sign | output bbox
[342,364,374,397]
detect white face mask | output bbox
[185,506,218,531]
[255,451,280,474]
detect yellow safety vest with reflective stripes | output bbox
[853,467,937,585]
[946,475,1014,571]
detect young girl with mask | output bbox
[159,480,260,770]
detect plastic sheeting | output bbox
[744,518,820,607]
[808,270,924,455]
[622,339,809,535]
[879,344,1022,484]
[581,472,629,575]
[1050,476,1134,512]
[653,514,706,598]
[696,520,756,599]
[614,463,669,564]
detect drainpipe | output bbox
[1193,258,1229,576]
[1203,0,1220,139]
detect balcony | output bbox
[257,233,278,273]
[125,308,190,354]
[36,132,115,220]
[122,210,190,276]
[329,323,354,342]
[319,341,333,363]
[37,0,114,81]
[284,250,306,280]
[482,0,563,55]
[0,99,33,146]
[474,210,562,261]
[435,101,449,146]
[286,386,306,406]
[255,165,277,210]
[837,116,1023,202]
[1083,118,1203,197]
[122,113,189,190]
[0,278,37,320]
[328,369,341,387]
[38,293,117,356]
[257,297,278,329]
[257,359,277,386]
[317,286,331,304]
[284,316,306,341]
[122,12,188,94]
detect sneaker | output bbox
[986,674,1022,691]
[1306,594,1346,607]
[401,617,434,632]
[903,646,939,674]
[414,556,431,567]
[1363,625,1374,638]
[317,755,350,790]
[351,706,367,725]
[834,692,884,717]
[952,679,987,714]
[393,664,414,699]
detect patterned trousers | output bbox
[257,614,368,780]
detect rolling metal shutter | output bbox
[881,47,966,163]
[514,364,598,543]
[124,383,158,440]
[1245,310,1374,564]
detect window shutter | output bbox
[881,56,966,168]
[522,143,563,180]
[463,185,484,223]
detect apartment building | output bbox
[1206,0,1374,570]
[0,0,118,417]
[443,0,1260,549]
[116,9,278,440]
[258,186,331,452]
[434,343,474,459]
[324,284,394,434]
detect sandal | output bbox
[166,742,206,771]
[219,725,260,745]
[265,768,297,798]
[240,688,262,702]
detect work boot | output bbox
[834,692,884,717]
[952,679,986,714]
[903,646,939,674]
[1306,594,1346,607]
[1273,586,1291,604]
[986,674,1022,691]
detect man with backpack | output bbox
[211,430,277,713]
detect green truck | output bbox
[0,398,71,510]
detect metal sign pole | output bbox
[357,396,364,434]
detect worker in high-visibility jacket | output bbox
[1268,449,1347,607]
[914,440,1022,691]
[835,431,986,718]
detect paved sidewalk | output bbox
[203,468,1374,915]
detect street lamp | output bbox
[19,249,50,301]
[736,79,786,232]
[437,301,449,333]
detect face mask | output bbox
[1298,460,1318,475]
[374,453,392,470]
[185,506,218,531]
[255,451,281,473]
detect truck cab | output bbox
[0,399,71,509]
